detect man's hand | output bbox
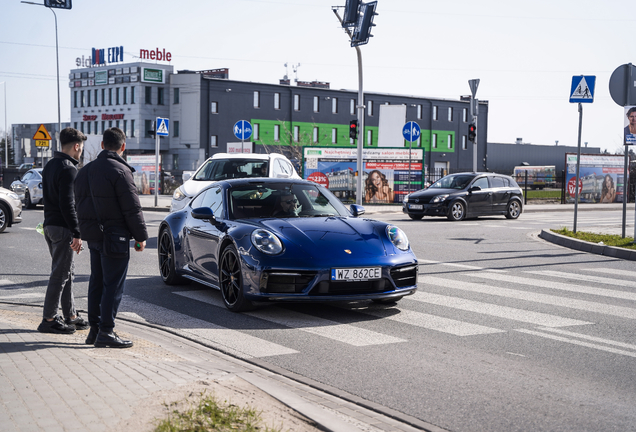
[70,238,82,254]
[134,241,146,252]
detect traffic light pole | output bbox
[472,114,478,172]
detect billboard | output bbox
[303,147,424,204]
[565,153,626,203]
[127,155,162,195]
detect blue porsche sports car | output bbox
[158,178,418,311]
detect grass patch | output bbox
[551,227,636,250]
[524,190,562,199]
[154,392,283,432]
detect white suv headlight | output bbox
[173,187,187,201]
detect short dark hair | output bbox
[59,127,87,147]
[627,107,636,117]
[103,127,126,151]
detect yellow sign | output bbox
[32,124,52,141]
[35,140,50,148]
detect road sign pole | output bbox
[155,129,159,207]
[573,103,583,233]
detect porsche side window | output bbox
[201,187,224,219]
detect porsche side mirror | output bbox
[191,207,216,222]
[350,204,366,217]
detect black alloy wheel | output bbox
[158,228,188,285]
[447,201,466,221]
[220,245,253,312]
[25,190,35,209]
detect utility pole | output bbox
[468,79,480,172]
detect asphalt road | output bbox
[2,207,635,432]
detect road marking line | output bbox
[176,290,405,347]
[410,292,591,327]
[468,272,636,302]
[583,268,636,278]
[0,293,43,300]
[536,327,636,351]
[121,295,298,358]
[420,276,636,320]
[525,270,636,289]
[515,329,636,358]
[417,260,507,273]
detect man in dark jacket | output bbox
[38,127,89,334]
[74,127,148,348]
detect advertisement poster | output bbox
[565,154,626,203]
[127,155,162,195]
[625,106,636,145]
[303,147,424,204]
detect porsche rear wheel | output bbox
[447,201,466,221]
[220,245,253,312]
[158,228,189,285]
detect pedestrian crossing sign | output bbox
[156,117,169,136]
[570,75,596,103]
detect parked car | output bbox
[0,186,23,233]
[158,178,418,311]
[170,153,300,212]
[402,172,523,221]
[10,168,43,209]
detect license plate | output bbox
[409,204,423,210]
[331,267,381,281]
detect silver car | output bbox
[0,187,22,233]
[11,168,43,209]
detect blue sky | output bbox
[0,0,633,153]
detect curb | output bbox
[539,229,636,261]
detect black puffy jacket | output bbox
[74,150,148,243]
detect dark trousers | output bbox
[87,241,129,333]
[43,225,77,320]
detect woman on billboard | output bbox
[600,174,616,203]
[364,170,394,203]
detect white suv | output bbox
[170,153,300,212]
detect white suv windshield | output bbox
[194,159,268,181]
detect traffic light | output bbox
[342,0,360,28]
[44,0,72,9]
[349,120,358,140]
[468,123,477,142]
[351,1,378,47]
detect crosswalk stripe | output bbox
[0,293,43,300]
[525,270,636,290]
[120,295,298,358]
[360,305,505,336]
[417,259,507,273]
[536,327,636,351]
[410,292,591,328]
[515,329,636,358]
[175,290,406,346]
[466,272,636,302]
[420,276,636,320]
[583,268,636,278]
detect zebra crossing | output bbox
[2,265,636,359]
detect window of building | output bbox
[145,119,152,138]
[332,97,338,114]
[313,127,318,143]
[350,99,355,115]
[174,88,179,104]
[145,86,152,104]
[123,87,127,105]
[80,90,84,107]
[73,122,78,129]
[87,90,91,107]
[131,86,135,104]
[101,121,105,133]
[108,120,112,128]
[313,96,319,113]
[123,120,127,136]
[462,135,467,150]
[253,91,260,108]
[448,134,453,149]
[432,133,437,149]
[115,87,120,105]
[73,91,78,108]
[131,119,135,137]
[433,105,438,121]
[332,128,337,144]
[417,104,422,119]
[115,120,120,129]
[253,123,259,140]
[294,94,300,111]
[210,135,218,147]
[173,120,179,137]
[448,107,453,122]
[94,89,98,106]
[274,124,280,141]
[211,101,218,113]
[158,87,164,105]
[108,88,113,106]
[87,122,91,134]
[100,89,105,106]
[94,121,98,134]
[294,125,299,142]
[367,129,373,146]
[462,108,467,122]
[367,100,373,116]
[274,93,280,110]
[80,122,84,133]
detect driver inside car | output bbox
[272,193,298,217]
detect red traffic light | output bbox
[349,120,358,140]
[468,123,477,142]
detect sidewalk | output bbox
[0,303,444,432]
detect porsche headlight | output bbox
[431,194,449,203]
[251,229,283,255]
[386,225,409,251]
[173,187,187,201]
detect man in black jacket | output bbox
[38,127,89,334]
[74,127,148,348]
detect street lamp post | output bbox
[2,82,7,169]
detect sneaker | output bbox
[94,331,133,349]
[37,316,76,334]
[65,313,90,330]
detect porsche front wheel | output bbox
[220,245,253,312]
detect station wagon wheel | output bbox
[0,203,8,233]
[220,245,253,312]
[505,200,522,219]
[158,228,188,285]
[447,201,466,221]
[25,190,35,209]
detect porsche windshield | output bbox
[229,183,348,219]
[430,174,476,190]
